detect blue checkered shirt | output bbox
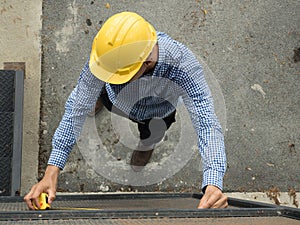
[48,32,227,191]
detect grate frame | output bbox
[0,193,299,221]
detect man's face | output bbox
[128,44,158,83]
[129,62,147,82]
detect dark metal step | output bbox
[2,217,300,225]
[0,70,24,196]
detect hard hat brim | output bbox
[89,58,143,84]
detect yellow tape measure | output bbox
[33,193,100,210]
[33,193,50,210]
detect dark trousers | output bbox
[100,89,176,147]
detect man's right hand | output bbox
[24,165,60,210]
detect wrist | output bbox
[44,165,60,178]
[202,169,224,191]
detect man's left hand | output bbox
[198,185,228,208]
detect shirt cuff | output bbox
[202,168,224,191]
[47,149,69,170]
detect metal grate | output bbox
[0,193,299,222]
[0,70,24,196]
[2,217,300,225]
[0,71,15,111]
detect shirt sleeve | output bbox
[48,60,104,169]
[174,51,227,191]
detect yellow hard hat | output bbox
[89,12,157,84]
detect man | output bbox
[24,12,228,209]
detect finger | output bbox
[24,187,38,210]
[198,199,214,208]
[198,194,216,208]
[211,195,228,208]
[47,189,56,204]
[32,197,41,210]
[29,187,44,210]
[24,192,35,210]
[31,193,42,210]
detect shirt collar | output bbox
[152,37,166,76]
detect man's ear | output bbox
[144,60,152,66]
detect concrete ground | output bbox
[0,0,299,209]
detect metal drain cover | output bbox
[1,193,299,224]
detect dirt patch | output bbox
[293,47,300,63]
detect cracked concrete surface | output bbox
[40,0,299,192]
[0,0,299,208]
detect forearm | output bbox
[48,91,79,169]
[47,59,104,169]
[198,126,226,191]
